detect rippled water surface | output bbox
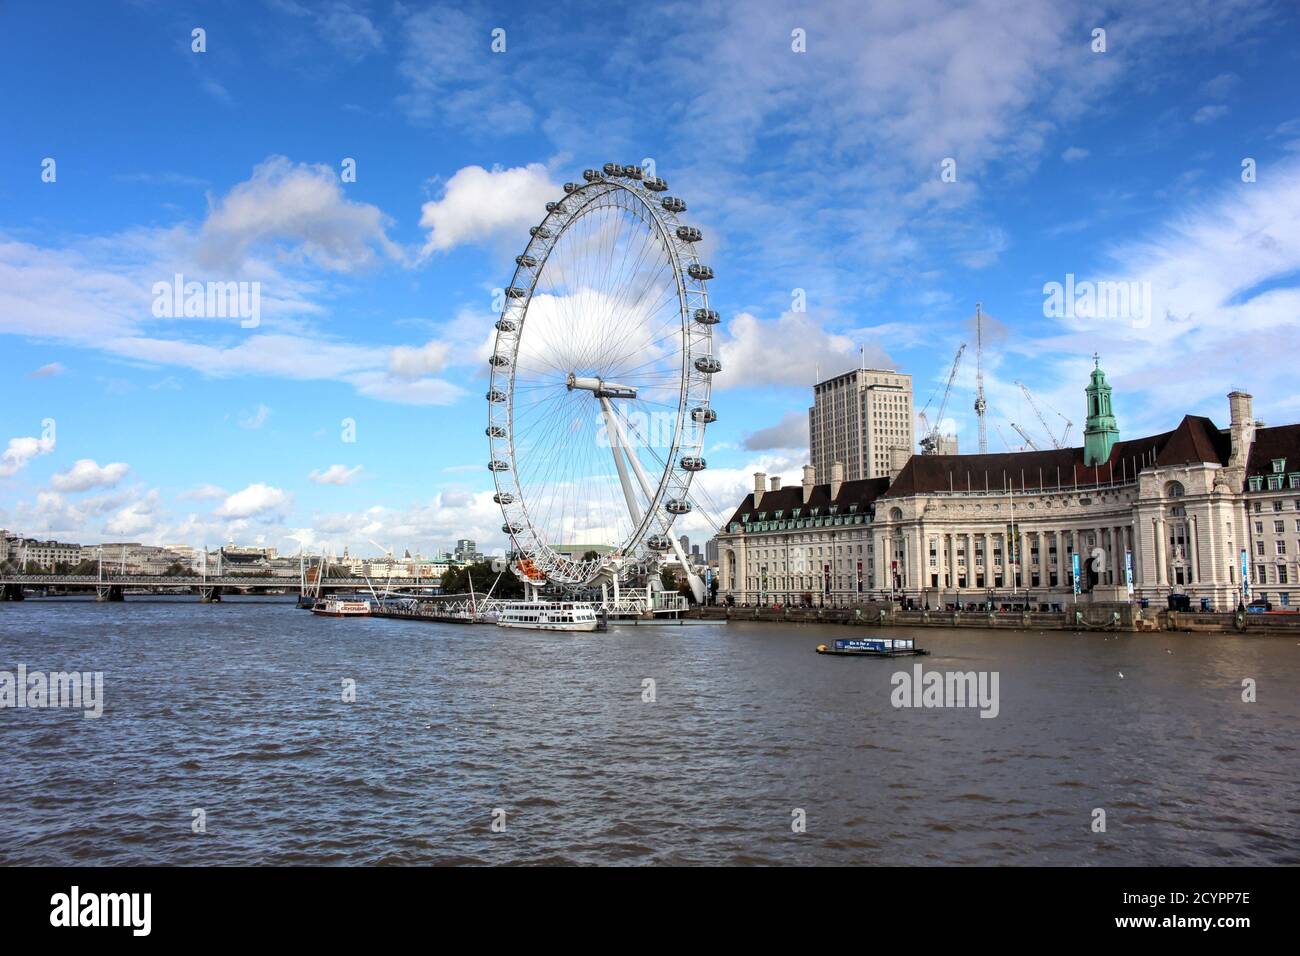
[1,596,1297,865]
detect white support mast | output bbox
[595,389,705,604]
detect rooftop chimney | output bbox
[769,476,782,492]
[888,445,910,483]
[830,460,844,500]
[1228,391,1255,472]
[802,464,816,504]
[753,471,766,509]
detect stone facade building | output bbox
[719,362,1292,612]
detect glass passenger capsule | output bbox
[694,355,721,374]
[661,197,686,213]
[687,264,713,281]
[676,226,702,242]
[693,308,720,325]
[691,406,717,424]
[680,456,707,471]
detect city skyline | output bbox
[4,1,1300,560]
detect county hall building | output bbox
[716,360,1298,611]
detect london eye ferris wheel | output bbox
[486,163,718,599]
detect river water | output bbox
[1,596,1296,865]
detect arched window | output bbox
[1165,480,1185,498]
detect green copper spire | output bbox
[1083,352,1119,466]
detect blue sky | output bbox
[2,0,1300,556]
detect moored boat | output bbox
[816,637,929,657]
[311,598,373,617]
[497,601,599,632]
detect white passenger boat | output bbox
[311,598,373,617]
[496,601,599,632]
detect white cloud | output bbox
[714,310,892,389]
[197,156,405,272]
[105,490,161,536]
[419,163,559,254]
[743,411,809,451]
[397,7,535,128]
[238,403,272,429]
[1201,72,1239,99]
[388,340,451,380]
[179,484,228,500]
[28,362,65,378]
[50,459,131,492]
[309,464,363,485]
[216,483,293,519]
[1192,104,1229,125]
[317,2,383,61]
[1019,158,1300,435]
[1061,146,1090,163]
[0,434,56,478]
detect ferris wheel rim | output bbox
[485,167,717,588]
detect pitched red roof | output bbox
[724,476,890,527]
[882,414,1230,497]
[1245,424,1300,481]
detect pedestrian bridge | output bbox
[0,573,436,602]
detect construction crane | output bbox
[973,303,988,453]
[918,343,966,454]
[1008,421,1041,451]
[1015,381,1072,449]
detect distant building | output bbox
[719,360,1290,611]
[454,539,482,562]
[1243,423,1300,602]
[809,366,914,481]
[8,537,82,570]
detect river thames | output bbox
[1,597,1296,866]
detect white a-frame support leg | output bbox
[599,396,705,605]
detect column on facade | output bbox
[1129,521,1141,588]
[1040,530,1050,589]
[876,530,888,597]
[1204,509,1217,592]
[912,525,925,596]
[1190,514,1201,584]
[1154,516,1167,586]
[941,535,951,595]
[1108,526,1118,584]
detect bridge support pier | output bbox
[199,586,223,603]
[1,583,24,601]
[95,585,124,602]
